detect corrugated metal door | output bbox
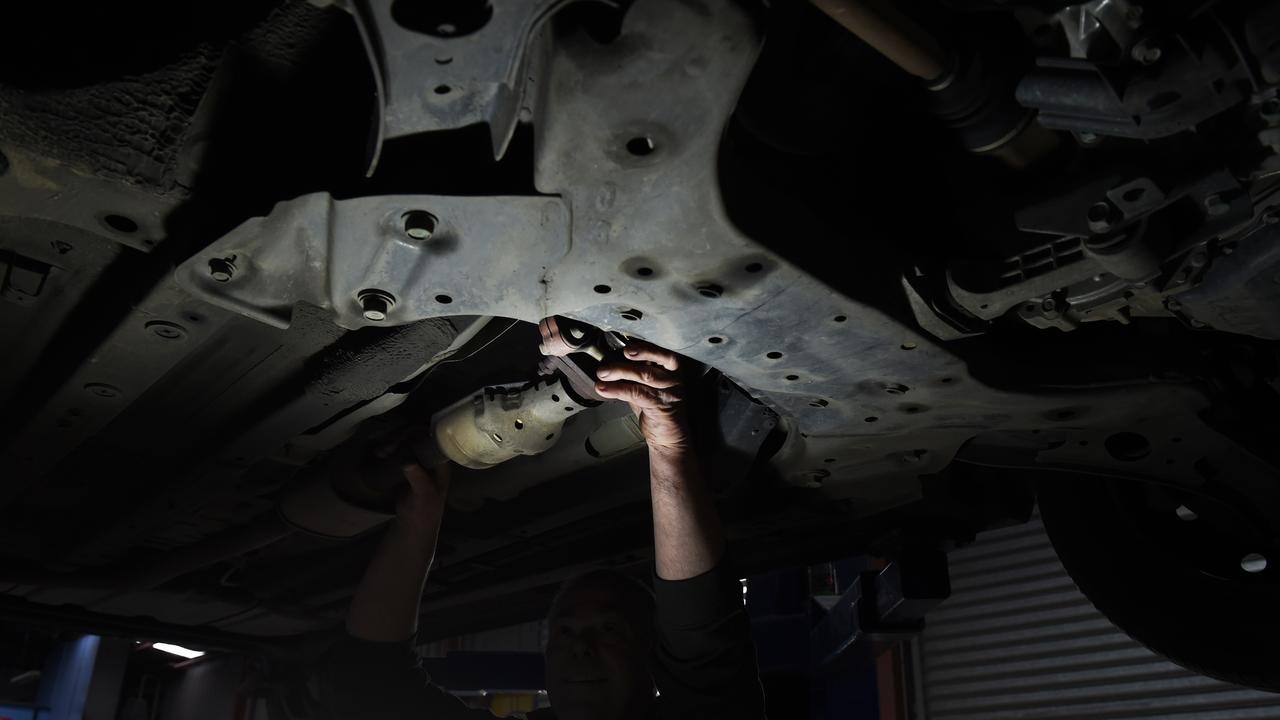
[920,513,1280,719]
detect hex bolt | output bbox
[1203,194,1229,217]
[402,211,438,240]
[208,257,236,282]
[358,289,396,322]
[1041,298,1058,313]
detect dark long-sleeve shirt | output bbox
[318,561,766,719]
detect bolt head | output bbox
[1041,298,1057,312]
[402,210,438,240]
[1189,251,1208,268]
[358,289,395,322]
[208,257,236,282]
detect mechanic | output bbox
[320,340,767,719]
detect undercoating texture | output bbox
[0,1,337,196]
[0,49,221,196]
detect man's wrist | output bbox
[648,443,693,463]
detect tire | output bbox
[1036,475,1280,693]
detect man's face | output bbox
[544,585,652,718]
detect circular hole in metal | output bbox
[434,84,452,95]
[809,399,828,408]
[823,458,836,464]
[434,294,453,304]
[491,432,503,443]
[745,262,763,273]
[697,283,724,299]
[1175,505,1198,521]
[435,56,453,65]
[766,351,783,360]
[402,210,438,239]
[1087,201,1111,224]
[901,342,918,350]
[359,289,396,321]
[545,433,555,440]
[620,308,643,321]
[707,336,724,344]
[1241,553,1268,574]
[104,214,138,234]
[863,416,879,423]
[1105,432,1150,461]
[636,266,654,277]
[785,374,799,381]
[146,321,187,341]
[551,394,560,402]
[564,406,574,412]
[626,136,656,156]
[940,377,954,384]
[514,419,524,430]
[391,0,493,37]
[833,315,847,323]
[594,284,611,294]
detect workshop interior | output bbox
[2,0,1280,717]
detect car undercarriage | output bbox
[2,0,1279,694]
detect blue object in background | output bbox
[0,705,41,720]
[36,635,99,720]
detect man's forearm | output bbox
[649,446,725,581]
[346,517,441,642]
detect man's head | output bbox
[543,569,655,718]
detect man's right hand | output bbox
[594,340,693,455]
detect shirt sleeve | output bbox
[317,634,497,720]
[651,560,767,719]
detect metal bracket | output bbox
[342,0,575,170]
[176,193,571,330]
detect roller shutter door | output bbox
[919,514,1280,719]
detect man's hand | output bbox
[594,340,691,454]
